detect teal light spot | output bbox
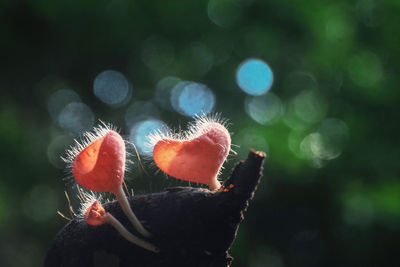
[236,59,273,95]
[129,120,166,155]
[94,70,131,106]
[171,82,215,117]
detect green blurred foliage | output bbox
[0,0,399,266]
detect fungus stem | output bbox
[114,186,152,237]
[209,177,221,191]
[103,213,159,253]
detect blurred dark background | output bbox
[1,0,399,266]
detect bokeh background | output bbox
[1,0,399,266]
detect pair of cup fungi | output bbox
[64,116,232,253]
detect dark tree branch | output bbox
[45,150,266,267]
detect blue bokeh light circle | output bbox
[93,70,131,106]
[236,58,274,95]
[170,81,215,117]
[129,119,167,156]
[58,102,94,134]
[47,89,81,122]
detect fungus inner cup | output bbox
[68,126,151,237]
[85,200,158,253]
[152,118,231,191]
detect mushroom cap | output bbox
[72,130,126,193]
[84,200,106,226]
[153,122,230,188]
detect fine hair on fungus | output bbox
[79,191,158,253]
[148,114,232,191]
[63,122,152,237]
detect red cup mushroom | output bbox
[64,123,151,237]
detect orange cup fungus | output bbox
[85,200,106,226]
[72,130,125,193]
[152,117,231,191]
[83,198,158,253]
[65,124,151,237]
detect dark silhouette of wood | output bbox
[45,150,266,267]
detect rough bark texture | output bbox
[45,150,266,267]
